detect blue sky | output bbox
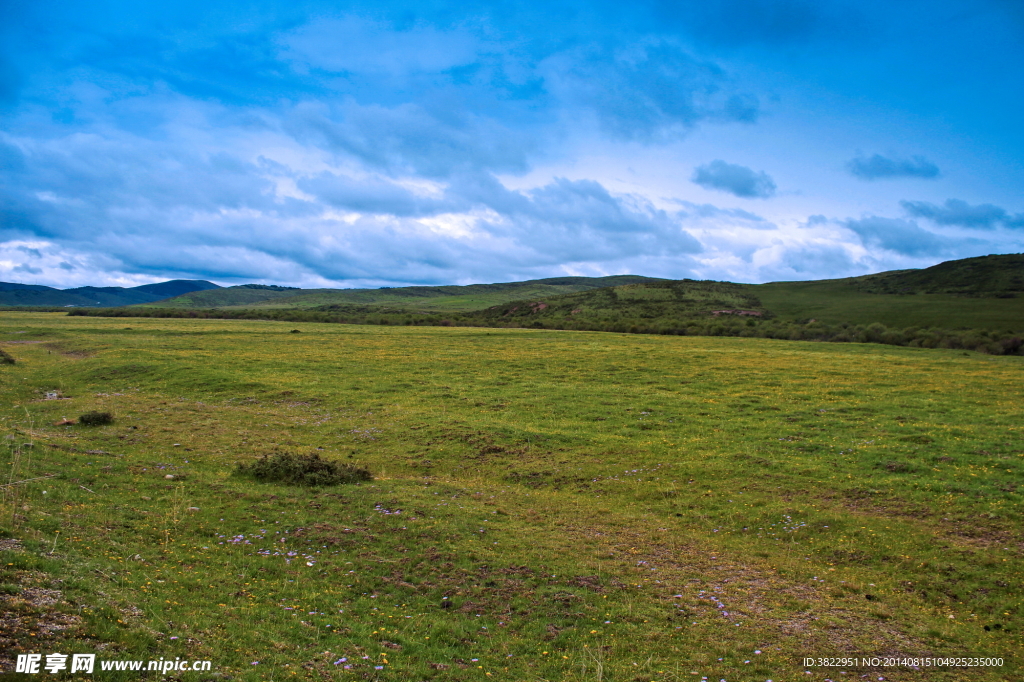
[1,0,1022,288]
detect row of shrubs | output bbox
[65,307,1024,355]
[534,318,1024,355]
[67,305,469,328]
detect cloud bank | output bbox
[847,154,940,180]
[690,160,776,199]
[1,0,1022,288]
[901,198,1024,229]
[844,217,947,256]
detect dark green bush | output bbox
[236,451,372,486]
[79,411,114,426]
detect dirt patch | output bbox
[834,494,1023,550]
[0,580,85,673]
[559,523,931,659]
[710,309,762,317]
[498,565,535,577]
[567,575,604,592]
[19,588,65,607]
[47,443,118,457]
[42,342,93,358]
[0,538,24,552]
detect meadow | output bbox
[1,312,1021,681]
[138,276,657,312]
[64,256,1024,356]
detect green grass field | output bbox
[1,313,1021,681]
[756,280,1024,329]
[145,276,660,312]
[134,255,1024,337]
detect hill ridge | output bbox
[0,279,220,307]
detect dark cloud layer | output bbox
[847,154,939,180]
[542,42,759,140]
[844,216,946,256]
[779,244,855,275]
[691,160,776,198]
[651,0,869,48]
[290,101,535,179]
[0,1,768,286]
[901,198,1024,229]
[0,107,701,285]
[2,0,1023,287]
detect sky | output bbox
[1,0,1023,288]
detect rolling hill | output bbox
[139,254,1024,329]
[845,252,1024,296]
[19,254,1024,353]
[0,279,220,307]
[471,253,1024,333]
[143,275,664,311]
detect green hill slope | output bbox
[147,284,306,308]
[757,253,1024,329]
[469,279,764,332]
[466,254,1024,333]
[60,253,1024,354]
[146,275,663,311]
[755,280,1024,330]
[847,253,1024,296]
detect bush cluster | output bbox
[236,451,372,486]
[79,411,114,426]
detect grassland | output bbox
[62,255,1024,359]
[146,276,661,312]
[755,280,1024,329]
[1,313,1022,681]
[133,254,1024,335]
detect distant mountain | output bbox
[9,253,1024,332]
[0,279,220,307]
[0,282,58,292]
[131,280,223,298]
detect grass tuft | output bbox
[77,410,113,425]
[236,450,372,486]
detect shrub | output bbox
[864,322,887,343]
[1001,336,1023,354]
[79,411,114,426]
[236,451,372,486]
